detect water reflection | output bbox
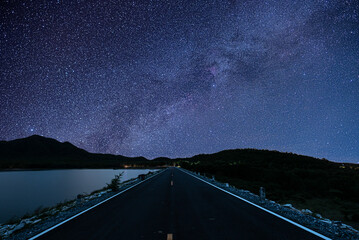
[0,169,153,223]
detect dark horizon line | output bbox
[2,134,353,164]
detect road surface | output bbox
[33,167,328,240]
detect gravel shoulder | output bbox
[181,168,359,240]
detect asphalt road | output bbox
[34,167,328,240]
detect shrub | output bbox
[107,172,123,191]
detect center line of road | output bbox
[171,180,173,186]
[167,233,173,240]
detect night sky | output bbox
[1,0,358,162]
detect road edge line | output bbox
[178,168,331,240]
[29,169,167,240]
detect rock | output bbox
[0,225,9,235]
[301,209,313,215]
[283,204,293,208]
[14,222,25,230]
[3,224,15,231]
[49,209,59,215]
[61,206,70,211]
[22,218,34,224]
[6,222,25,235]
[340,224,350,229]
[32,219,41,224]
[320,219,332,224]
[315,213,323,219]
[333,221,342,226]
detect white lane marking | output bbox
[171,180,173,186]
[178,168,331,240]
[29,169,167,240]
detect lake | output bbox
[0,169,154,224]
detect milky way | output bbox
[1,0,358,162]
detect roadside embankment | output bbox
[180,168,359,240]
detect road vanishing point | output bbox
[30,167,330,240]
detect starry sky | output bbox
[1,0,358,162]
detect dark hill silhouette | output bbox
[0,135,150,169]
[177,148,340,169]
[1,136,356,170]
[0,135,89,158]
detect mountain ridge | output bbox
[0,135,150,169]
[1,135,356,169]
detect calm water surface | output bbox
[0,169,154,223]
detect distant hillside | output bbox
[177,148,343,169]
[0,135,154,169]
[0,135,89,159]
